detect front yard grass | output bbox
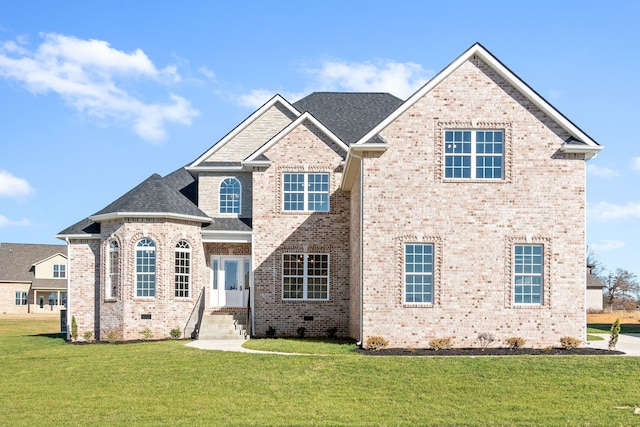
[2,317,640,426]
[588,323,640,334]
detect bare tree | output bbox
[602,269,640,309]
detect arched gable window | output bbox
[219,178,241,214]
[175,240,191,298]
[136,238,156,297]
[107,240,119,299]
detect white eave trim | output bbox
[560,143,603,160]
[201,230,252,243]
[245,111,349,162]
[55,234,101,240]
[354,43,600,149]
[89,212,212,224]
[186,165,246,173]
[189,94,300,168]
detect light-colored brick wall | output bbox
[358,58,587,348]
[252,120,351,338]
[198,172,252,218]
[67,239,100,338]
[70,219,208,341]
[349,161,362,341]
[0,282,30,314]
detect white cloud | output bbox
[0,170,34,198]
[589,240,625,252]
[588,201,640,222]
[587,164,618,177]
[199,66,216,81]
[631,157,640,171]
[237,58,432,108]
[0,214,31,227]
[0,33,198,141]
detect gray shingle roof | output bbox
[293,92,403,144]
[57,217,100,237]
[92,172,208,219]
[203,217,252,232]
[0,243,67,282]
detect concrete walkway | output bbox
[586,333,640,356]
[187,334,640,356]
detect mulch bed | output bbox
[353,347,624,356]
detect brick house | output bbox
[57,44,601,347]
[0,243,68,314]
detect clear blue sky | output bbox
[0,1,638,279]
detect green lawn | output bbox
[588,323,640,334]
[2,318,640,426]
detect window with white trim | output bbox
[513,244,543,305]
[282,253,329,300]
[444,130,503,179]
[136,238,156,297]
[219,178,241,214]
[107,240,119,299]
[404,243,434,304]
[283,173,329,212]
[175,240,191,298]
[53,264,66,278]
[15,291,27,305]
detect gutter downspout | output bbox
[64,237,70,341]
[350,152,365,347]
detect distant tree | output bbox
[602,269,640,309]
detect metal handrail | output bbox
[184,286,206,339]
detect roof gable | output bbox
[0,243,67,282]
[189,95,300,168]
[355,43,601,154]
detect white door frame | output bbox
[210,255,250,308]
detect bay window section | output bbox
[136,238,156,297]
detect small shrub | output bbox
[266,326,276,338]
[83,331,93,343]
[106,330,119,344]
[608,318,621,350]
[542,345,553,353]
[140,328,153,340]
[477,332,495,350]
[365,336,389,351]
[170,328,182,340]
[429,337,453,351]
[70,316,78,341]
[505,337,526,349]
[326,327,338,339]
[559,336,582,350]
[296,327,307,338]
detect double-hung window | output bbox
[107,240,119,299]
[15,291,27,305]
[444,130,503,179]
[513,244,543,305]
[404,243,434,304]
[282,253,329,300]
[53,264,66,278]
[175,240,191,298]
[283,173,329,212]
[136,238,156,297]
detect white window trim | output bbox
[444,129,504,180]
[106,240,119,300]
[403,243,434,305]
[135,238,156,298]
[175,240,192,299]
[281,253,330,301]
[53,264,66,278]
[513,244,544,306]
[282,173,330,213]
[219,177,242,215]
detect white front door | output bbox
[210,256,250,308]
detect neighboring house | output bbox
[0,243,68,314]
[586,264,604,311]
[57,43,602,347]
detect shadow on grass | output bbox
[29,332,66,340]
[588,323,640,334]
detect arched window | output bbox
[136,238,156,297]
[219,178,241,214]
[175,240,191,298]
[107,240,119,299]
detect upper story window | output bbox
[444,130,503,179]
[53,264,66,278]
[136,238,156,297]
[283,173,329,212]
[282,253,329,300]
[107,240,119,299]
[513,244,543,305]
[175,240,191,298]
[219,178,241,214]
[404,243,434,304]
